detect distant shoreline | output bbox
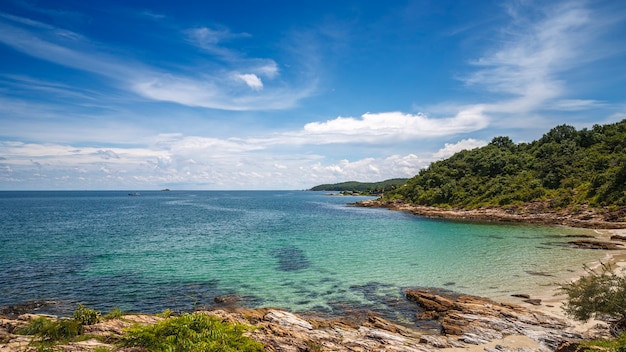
[354,199,626,229]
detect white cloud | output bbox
[299,107,488,143]
[0,133,433,190]
[236,73,263,90]
[432,139,488,159]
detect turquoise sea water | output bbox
[0,191,606,322]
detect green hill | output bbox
[310,178,408,194]
[383,120,626,210]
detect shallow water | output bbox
[0,191,604,321]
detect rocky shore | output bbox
[0,287,612,352]
[354,199,626,229]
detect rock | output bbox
[523,299,542,306]
[417,310,439,320]
[405,289,457,312]
[555,341,587,352]
[610,234,626,241]
[419,334,453,348]
[567,240,623,250]
[0,299,595,352]
[263,310,313,330]
[0,300,59,318]
[56,338,114,352]
[511,293,531,299]
[405,288,581,351]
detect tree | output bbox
[560,263,626,336]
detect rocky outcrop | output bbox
[8,284,620,352]
[405,289,582,351]
[355,199,626,229]
[2,288,603,352]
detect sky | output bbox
[0,0,625,190]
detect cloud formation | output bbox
[461,0,620,124]
[0,12,312,111]
[300,108,489,143]
[1,1,624,190]
[432,139,488,159]
[236,73,264,90]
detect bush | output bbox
[121,312,264,351]
[560,263,626,335]
[18,316,82,341]
[73,304,102,325]
[104,307,123,320]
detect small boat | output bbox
[128,192,140,196]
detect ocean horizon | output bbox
[0,190,606,325]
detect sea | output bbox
[0,191,607,324]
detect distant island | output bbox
[356,119,626,228]
[309,178,408,195]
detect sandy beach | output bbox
[441,227,626,351]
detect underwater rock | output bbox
[567,240,623,250]
[270,246,311,272]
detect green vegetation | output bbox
[383,120,626,212]
[18,305,109,347]
[17,306,264,352]
[310,178,408,195]
[18,316,83,342]
[560,264,626,350]
[576,333,626,352]
[121,313,264,352]
[73,304,102,326]
[561,264,626,334]
[103,307,123,320]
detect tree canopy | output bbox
[383,119,626,209]
[310,178,408,194]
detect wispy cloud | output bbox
[461,1,621,121]
[0,12,313,111]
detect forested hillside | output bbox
[310,178,408,194]
[383,120,626,209]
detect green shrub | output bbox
[157,308,175,318]
[73,304,102,325]
[579,332,626,351]
[104,307,123,320]
[18,316,82,341]
[560,263,626,335]
[121,312,264,351]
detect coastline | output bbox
[350,199,626,350]
[3,201,626,351]
[354,199,626,229]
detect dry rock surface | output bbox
[0,289,605,352]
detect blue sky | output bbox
[0,0,625,190]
